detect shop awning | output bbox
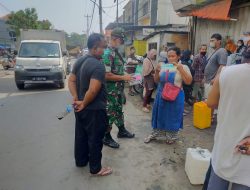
[180,0,232,21]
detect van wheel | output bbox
[59,82,65,89]
[16,83,25,90]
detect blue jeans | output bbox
[207,167,250,190]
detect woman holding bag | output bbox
[144,47,192,144]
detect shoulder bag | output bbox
[162,71,180,101]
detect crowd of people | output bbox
[68,27,250,189]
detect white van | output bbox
[15,40,67,89]
[14,29,67,89]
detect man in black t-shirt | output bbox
[68,33,112,176]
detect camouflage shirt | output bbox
[102,47,125,93]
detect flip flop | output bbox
[144,135,156,143]
[92,167,112,177]
[166,140,176,145]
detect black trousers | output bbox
[74,109,108,174]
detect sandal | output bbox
[166,140,176,145]
[144,134,156,143]
[92,167,112,177]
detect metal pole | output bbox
[116,0,119,23]
[84,14,91,38]
[99,0,103,34]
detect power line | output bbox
[89,0,96,32]
[102,0,126,9]
[0,2,11,12]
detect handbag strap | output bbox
[165,71,176,85]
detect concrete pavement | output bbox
[0,72,215,190]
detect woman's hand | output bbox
[173,62,184,71]
[235,137,250,155]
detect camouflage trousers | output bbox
[106,90,124,131]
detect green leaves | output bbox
[66,33,87,49]
[6,8,52,36]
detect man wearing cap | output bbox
[102,28,135,149]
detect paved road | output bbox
[0,70,214,190]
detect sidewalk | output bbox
[0,64,13,78]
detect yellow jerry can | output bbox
[193,102,211,129]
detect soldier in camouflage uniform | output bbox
[102,28,135,149]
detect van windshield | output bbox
[19,42,60,58]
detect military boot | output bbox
[103,133,120,149]
[117,125,135,138]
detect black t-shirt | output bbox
[72,54,106,110]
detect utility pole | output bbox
[116,0,119,23]
[99,0,103,34]
[114,0,118,23]
[84,14,91,38]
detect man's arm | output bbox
[207,73,220,109]
[105,72,131,81]
[127,57,139,65]
[68,73,78,101]
[192,56,199,69]
[210,49,227,85]
[74,79,102,112]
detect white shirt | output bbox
[212,63,250,187]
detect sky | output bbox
[0,0,129,34]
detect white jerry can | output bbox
[185,147,211,185]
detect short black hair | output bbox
[201,44,207,47]
[130,46,135,51]
[87,33,104,50]
[211,33,222,41]
[167,46,181,56]
[238,39,244,44]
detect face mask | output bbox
[243,36,250,44]
[210,42,216,49]
[200,52,206,56]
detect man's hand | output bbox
[235,137,250,155]
[74,101,85,112]
[123,74,132,81]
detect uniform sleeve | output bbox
[218,49,228,66]
[102,48,112,73]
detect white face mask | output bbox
[243,36,250,45]
[210,42,216,49]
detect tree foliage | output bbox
[6,8,52,36]
[66,33,87,49]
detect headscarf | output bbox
[147,49,157,60]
